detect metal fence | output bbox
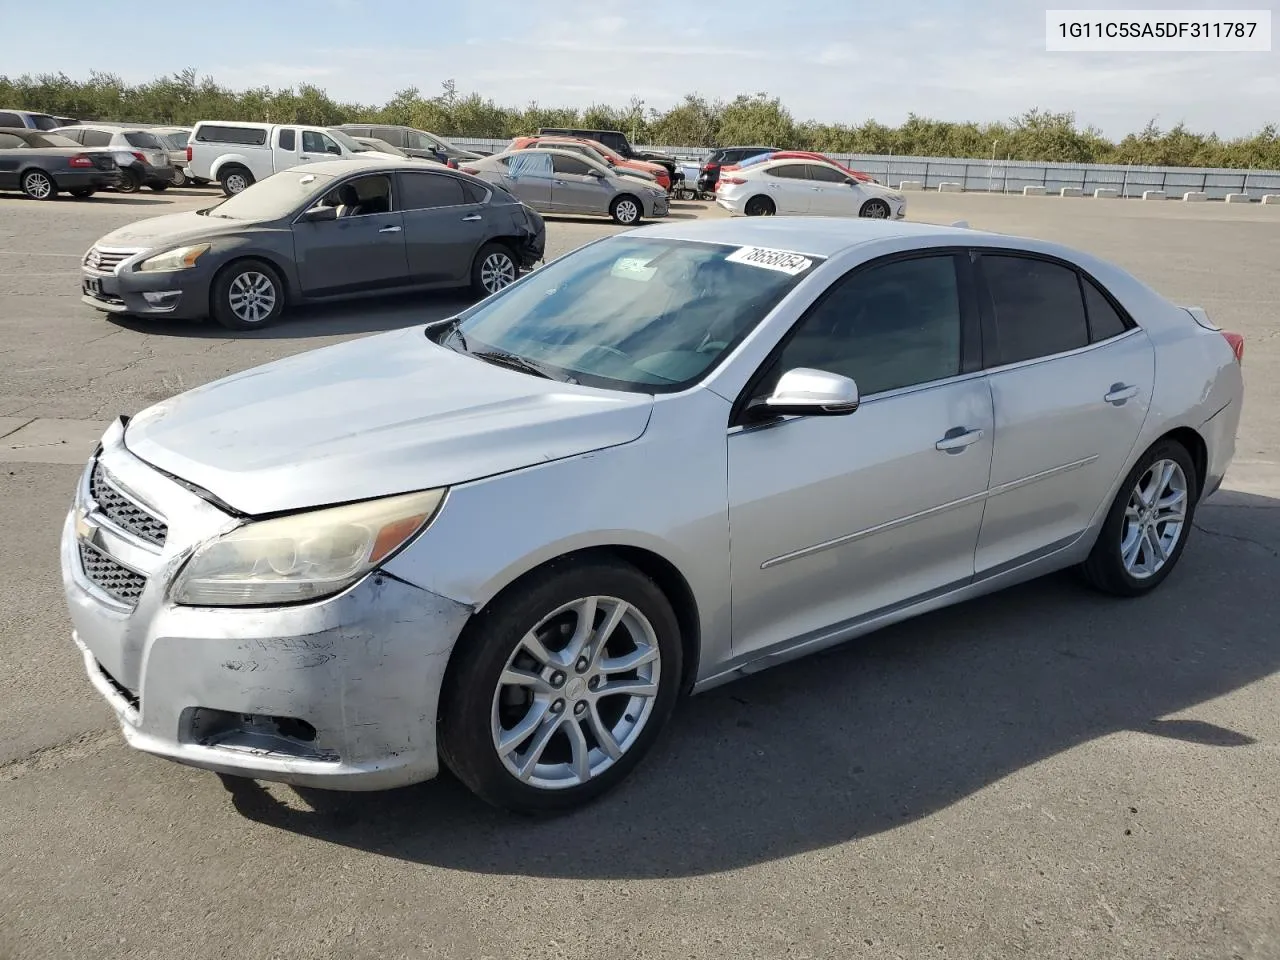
[451,137,1280,200]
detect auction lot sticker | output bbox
[725,246,814,275]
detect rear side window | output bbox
[981,255,1090,365]
[1082,277,1131,342]
[81,130,113,147]
[766,164,807,179]
[196,124,268,146]
[459,179,487,203]
[124,132,162,149]
[398,172,466,209]
[278,128,296,151]
[0,133,24,148]
[0,111,23,126]
[55,128,84,144]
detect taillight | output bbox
[186,145,192,162]
[460,166,478,175]
[1222,331,1245,364]
[446,159,459,169]
[68,154,94,168]
[131,151,146,164]
[720,176,746,185]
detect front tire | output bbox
[439,559,683,814]
[148,182,169,193]
[610,195,642,225]
[211,259,285,330]
[859,198,891,219]
[1080,439,1198,596]
[21,170,56,200]
[69,187,95,199]
[744,194,775,216]
[470,242,518,298]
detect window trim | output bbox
[729,248,983,428]
[970,247,1140,372]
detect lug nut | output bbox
[588,676,600,691]
[574,701,587,716]
[550,671,566,687]
[575,657,590,673]
[551,699,565,714]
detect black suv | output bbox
[697,146,780,193]
[537,128,681,184]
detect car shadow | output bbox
[221,488,1280,879]
[105,290,475,340]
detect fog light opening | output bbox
[180,707,335,762]
[141,290,182,309]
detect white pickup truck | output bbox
[187,121,402,195]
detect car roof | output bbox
[629,217,1010,258]
[294,157,427,175]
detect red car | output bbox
[719,150,878,185]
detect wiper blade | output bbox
[470,350,559,381]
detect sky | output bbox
[4,0,1278,138]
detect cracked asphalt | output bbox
[1,188,1277,960]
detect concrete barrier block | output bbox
[1022,185,1047,196]
[938,182,963,193]
[1182,191,1208,202]
[897,180,924,191]
[1226,193,1251,203]
[1142,190,1166,200]
[1093,188,1119,199]
[1058,187,1083,197]
[1263,194,1280,204]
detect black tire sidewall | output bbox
[470,242,517,298]
[220,167,252,196]
[1087,440,1199,595]
[69,188,94,199]
[116,169,141,193]
[745,195,774,216]
[440,559,684,813]
[211,260,284,330]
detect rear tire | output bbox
[470,242,519,298]
[170,167,187,187]
[115,169,141,194]
[219,166,254,196]
[744,195,775,216]
[610,195,642,225]
[148,182,169,193]
[1079,439,1199,597]
[210,259,285,331]
[21,169,56,200]
[69,187,95,200]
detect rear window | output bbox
[31,114,59,131]
[0,111,23,126]
[124,132,163,149]
[196,124,268,146]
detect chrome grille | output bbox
[90,462,167,546]
[83,247,137,274]
[78,541,146,608]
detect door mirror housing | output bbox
[300,205,337,223]
[747,368,860,421]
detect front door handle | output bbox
[461,214,482,222]
[1104,383,1140,405]
[299,154,312,160]
[936,427,985,453]
[553,179,566,185]
[378,225,402,234]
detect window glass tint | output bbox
[31,115,58,130]
[124,132,162,149]
[302,130,339,154]
[766,164,807,179]
[0,133,23,148]
[398,172,465,209]
[278,128,296,151]
[81,130,113,147]
[30,133,79,147]
[1082,277,1129,341]
[0,112,22,126]
[773,256,962,396]
[196,124,267,145]
[807,163,849,183]
[982,255,1089,364]
[459,179,487,203]
[552,153,593,175]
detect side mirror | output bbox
[327,144,342,155]
[746,368,860,421]
[300,205,337,223]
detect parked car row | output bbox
[0,128,122,200]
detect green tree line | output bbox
[4,69,1278,169]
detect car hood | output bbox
[95,210,260,249]
[124,327,654,515]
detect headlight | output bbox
[137,243,211,273]
[172,488,445,607]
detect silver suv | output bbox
[50,124,174,193]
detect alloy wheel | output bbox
[491,595,662,790]
[227,271,277,325]
[480,252,516,293]
[615,199,639,224]
[861,199,891,219]
[23,171,53,200]
[1120,458,1188,579]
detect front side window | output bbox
[981,255,1089,365]
[317,173,393,216]
[806,163,849,183]
[767,256,963,397]
[437,237,823,393]
[552,154,593,176]
[302,130,340,155]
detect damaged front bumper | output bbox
[60,419,473,791]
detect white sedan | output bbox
[717,158,907,219]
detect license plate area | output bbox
[83,276,103,296]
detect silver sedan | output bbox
[61,218,1244,813]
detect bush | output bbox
[3,70,1277,169]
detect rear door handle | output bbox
[461,214,482,222]
[379,225,402,234]
[1104,383,1140,405]
[936,427,985,453]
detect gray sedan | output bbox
[0,128,120,199]
[80,158,546,330]
[467,147,669,224]
[61,218,1242,812]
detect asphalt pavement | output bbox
[1,187,1277,960]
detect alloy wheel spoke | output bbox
[1145,525,1168,564]
[564,717,593,783]
[498,699,550,756]
[586,702,622,761]
[598,644,659,674]
[1121,525,1143,569]
[516,713,562,781]
[500,666,553,695]
[588,601,629,668]
[565,597,598,661]
[517,630,556,669]
[598,676,658,698]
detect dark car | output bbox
[0,108,62,131]
[80,159,546,330]
[697,145,780,193]
[50,125,174,193]
[336,125,484,167]
[537,128,681,184]
[0,128,120,200]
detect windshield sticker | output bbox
[610,256,657,281]
[725,246,813,275]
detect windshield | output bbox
[205,170,334,220]
[124,131,164,149]
[435,236,821,393]
[326,129,365,153]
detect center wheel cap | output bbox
[565,677,586,700]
